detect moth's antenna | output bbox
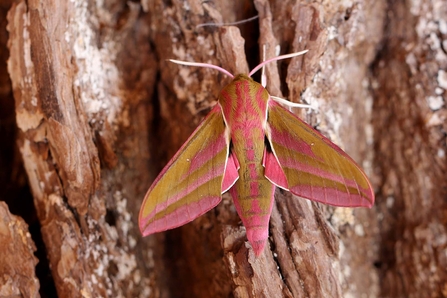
[270,96,315,110]
[256,48,313,111]
[196,15,259,29]
[249,50,308,77]
[169,59,234,79]
[261,45,267,87]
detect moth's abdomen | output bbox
[219,75,275,256]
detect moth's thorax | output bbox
[218,74,270,129]
[217,74,269,184]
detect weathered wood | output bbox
[7,0,157,297]
[371,0,447,296]
[0,202,39,298]
[3,0,446,297]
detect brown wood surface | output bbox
[0,0,446,297]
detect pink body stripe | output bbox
[220,76,274,255]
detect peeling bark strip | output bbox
[8,1,100,216]
[7,0,156,296]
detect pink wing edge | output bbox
[264,100,375,208]
[139,105,239,236]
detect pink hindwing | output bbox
[139,53,375,256]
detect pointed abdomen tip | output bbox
[246,227,268,256]
[251,240,266,256]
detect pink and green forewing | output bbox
[265,100,374,207]
[139,105,238,236]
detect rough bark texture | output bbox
[372,1,447,296]
[1,0,446,297]
[0,202,39,297]
[6,0,157,297]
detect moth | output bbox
[139,50,374,256]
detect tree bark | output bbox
[371,1,447,296]
[1,0,446,297]
[0,202,39,297]
[7,0,157,297]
